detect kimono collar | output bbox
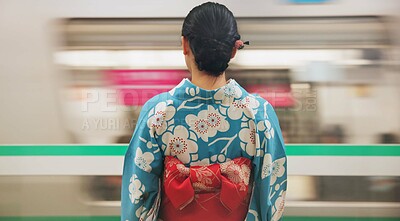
[169,78,245,104]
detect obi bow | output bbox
[163,156,252,212]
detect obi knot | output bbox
[163,156,252,212]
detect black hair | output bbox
[182,2,241,77]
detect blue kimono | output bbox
[121,78,287,221]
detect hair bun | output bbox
[182,2,241,77]
[191,37,231,76]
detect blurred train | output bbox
[0,0,400,220]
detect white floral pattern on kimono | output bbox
[129,174,145,204]
[147,100,175,135]
[261,153,273,180]
[271,191,286,221]
[122,78,287,221]
[257,119,275,140]
[227,95,260,120]
[185,106,229,142]
[239,120,258,156]
[270,157,286,185]
[161,125,198,164]
[134,148,154,172]
[213,79,242,104]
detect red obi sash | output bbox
[159,156,252,221]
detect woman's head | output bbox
[181,2,241,77]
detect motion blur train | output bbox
[0,1,399,220]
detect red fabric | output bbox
[159,156,252,221]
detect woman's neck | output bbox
[190,70,227,90]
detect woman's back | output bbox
[155,78,264,164]
[121,2,287,221]
[121,78,287,221]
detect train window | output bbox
[56,17,398,146]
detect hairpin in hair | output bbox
[235,40,250,50]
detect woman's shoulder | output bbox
[137,92,174,120]
[251,93,283,132]
[142,92,171,110]
[247,92,279,121]
[237,83,271,110]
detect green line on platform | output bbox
[0,144,399,156]
[286,144,400,156]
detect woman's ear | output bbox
[181,36,189,55]
[231,47,238,59]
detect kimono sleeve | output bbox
[246,103,287,221]
[121,101,163,221]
